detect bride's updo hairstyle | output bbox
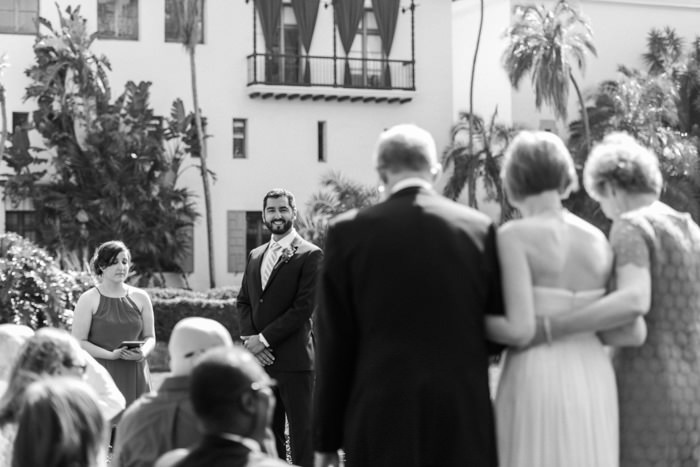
[89,240,131,278]
[583,132,662,199]
[502,131,578,202]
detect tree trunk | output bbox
[189,49,216,289]
[0,84,6,159]
[466,0,484,208]
[569,70,591,152]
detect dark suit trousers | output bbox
[269,369,314,467]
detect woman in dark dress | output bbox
[72,241,154,408]
[545,132,700,466]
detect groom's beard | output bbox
[265,218,293,235]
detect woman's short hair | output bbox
[12,377,105,467]
[583,132,663,198]
[0,328,82,425]
[502,131,578,201]
[89,240,130,277]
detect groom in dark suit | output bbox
[238,188,323,467]
[313,124,504,467]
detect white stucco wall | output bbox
[1,0,454,290]
[452,0,513,124]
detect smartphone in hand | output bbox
[118,340,145,350]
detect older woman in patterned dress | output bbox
[545,132,700,466]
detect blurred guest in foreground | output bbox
[0,328,89,466]
[12,377,107,467]
[113,317,234,467]
[155,346,291,467]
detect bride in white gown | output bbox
[486,131,645,467]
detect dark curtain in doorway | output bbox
[334,0,364,86]
[255,0,282,82]
[372,0,400,87]
[291,0,320,84]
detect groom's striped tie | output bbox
[261,242,281,288]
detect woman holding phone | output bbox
[72,240,154,408]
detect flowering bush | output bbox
[0,233,92,329]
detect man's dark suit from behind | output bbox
[314,124,504,467]
[237,189,322,467]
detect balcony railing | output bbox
[247,53,415,91]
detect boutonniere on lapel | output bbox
[280,245,298,264]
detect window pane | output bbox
[165,0,204,44]
[98,0,138,39]
[97,1,116,37]
[16,11,35,33]
[233,119,246,159]
[246,211,270,257]
[5,211,37,243]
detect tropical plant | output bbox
[0,232,92,329]
[442,110,519,223]
[296,171,379,249]
[641,27,700,136]
[172,0,216,288]
[2,5,199,285]
[567,66,700,226]
[502,0,596,150]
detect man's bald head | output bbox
[168,317,233,376]
[374,124,440,178]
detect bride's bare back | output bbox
[503,210,612,291]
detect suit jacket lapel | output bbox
[252,245,267,293]
[263,235,301,292]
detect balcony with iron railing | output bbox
[246,53,416,104]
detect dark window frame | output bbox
[5,210,38,243]
[318,120,327,162]
[246,211,270,258]
[233,118,247,159]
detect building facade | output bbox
[0,0,453,290]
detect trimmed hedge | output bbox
[152,296,241,344]
[145,286,238,301]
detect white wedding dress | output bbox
[495,287,618,467]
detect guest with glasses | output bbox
[0,328,107,466]
[154,346,291,467]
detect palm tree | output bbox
[502,0,596,150]
[0,53,8,159]
[642,27,700,136]
[465,0,485,208]
[174,0,216,288]
[296,171,379,249]
[442,110,519,223]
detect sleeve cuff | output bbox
[259,333,270,348]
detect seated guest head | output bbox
[168,317,234,376]
[189,346,276,444]
[12,377,106,467]
[0,325,34,392]
[0,328,86,425]
[583,132,663,220]
[374,124,442,189]
[502,130,578,204]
